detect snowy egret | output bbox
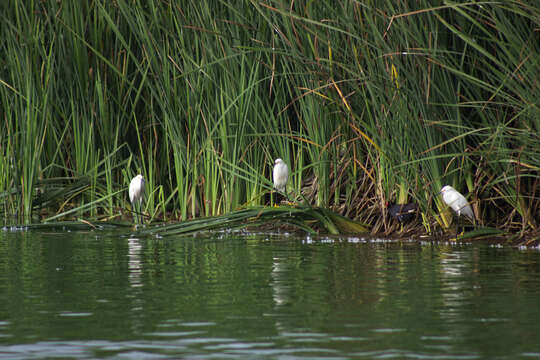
[385,201,417,223]
[273,158,288,193]
[439,185,474,222]
[129,174,145,224]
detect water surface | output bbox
[1,229,540,359]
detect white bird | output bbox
[129,174,145,224]
[273,158,289,193]
[439,185,474,222]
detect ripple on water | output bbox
[1,231,540,359]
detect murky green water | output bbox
[1,229,540,359]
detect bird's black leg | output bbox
[455,216,465,240]
[131,201,136,224]
[133,201,142,225]
[282,190,291,203]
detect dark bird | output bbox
[385,201,418,223]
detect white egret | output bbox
[439,185,474,222]
[129,174,145,224]
[273,158,288,193]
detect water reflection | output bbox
[438,248,475,347]
[271,256,288,306]
[127,237,143,288]
[1,232,540,359]
[127,236,145,335]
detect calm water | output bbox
[1,229,540,359]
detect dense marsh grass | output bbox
[0,0,538,236]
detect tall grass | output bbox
[0,0,538,235]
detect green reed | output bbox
[0,0,537,235]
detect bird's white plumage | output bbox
[129,174,145,206]
[440,185,474,221]
[273,158,288,193]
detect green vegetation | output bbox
[1,1,538,237]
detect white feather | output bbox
[273,158,289,193]
[129,174,145,205]
[440,185,474,221]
